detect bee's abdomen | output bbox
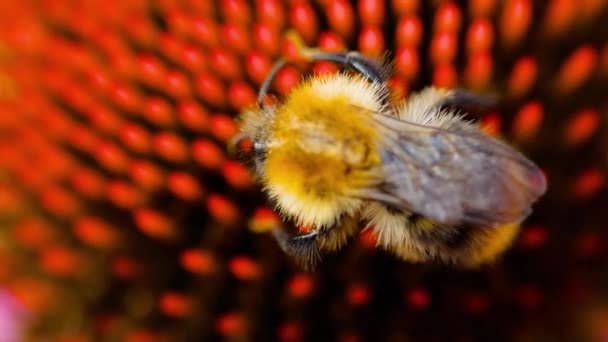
[364,203,520,267]
[403,212,520,267]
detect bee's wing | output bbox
[364,112,547,226]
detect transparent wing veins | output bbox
[363,111,546,227]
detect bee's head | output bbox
[235,106,275,177]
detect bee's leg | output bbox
[438,90,497,114]
[271,228,323,269]
[271,216,362,269]
[284,30,390,86]
[257,58,288,108]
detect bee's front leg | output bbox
[271,215,362,269]
[271,228,324,270]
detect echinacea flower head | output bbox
[0,1,607,341]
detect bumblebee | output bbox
[236,35,546,269]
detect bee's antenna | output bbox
[258,58,288,109]
[310,51,386,85]
[286,31,387,85]
[285,30,390,99]
[260,31,392,109]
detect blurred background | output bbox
[0,0,607,341]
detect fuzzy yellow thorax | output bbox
[263,74,384,228]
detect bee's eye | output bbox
[252,142,267,176]
[341,138,370,167]
[254,142,266,155]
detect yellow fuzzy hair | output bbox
[262,73,385,228]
